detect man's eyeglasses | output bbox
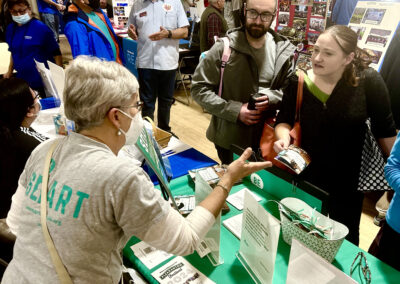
[246,9,275,22]
[122,101,144,112]
[350,252,371,284]
[10,7,28,15]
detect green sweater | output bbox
[199,5,228,52]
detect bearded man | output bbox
[191,0,296,164]
[63,0,124,63]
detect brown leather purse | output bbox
[259,71,304,164]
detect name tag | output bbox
[139,11,147,17]
[25,36,32,39]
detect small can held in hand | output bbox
[247,93,263,110]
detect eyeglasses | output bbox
[122,101,144,112]
[10,7,28,15]
[246,9,275,22]
[33,91,41,101]
[30,91,41,108]
[350,252,371,284]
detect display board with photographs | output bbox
[348,0,400,70]
[112,0,133,28]
[275,0,328,52]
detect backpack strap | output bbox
[218,37,231,97]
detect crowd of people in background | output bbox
[0,0,399,282]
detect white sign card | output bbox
[222,213,243,240]
[34,59,59,99]
[287,239,358,284]
[130,241,173,270]
[151,256,215,284]
[194,172,223,266]
[236,190,281,284]
[349,0,400,70]
[47,60,65,103]
[226,188,262,211]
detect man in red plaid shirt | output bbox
[199,0,228,52]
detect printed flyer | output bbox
[151,257,215,284]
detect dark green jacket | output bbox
[199,5,228,52]
[192,28,296,150]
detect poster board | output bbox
[348,0,400,70]
[112,0,133,28]
[275,0,329,51]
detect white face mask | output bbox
[118,110,144,145]
[31,100,42,117]
[12,13,31,25]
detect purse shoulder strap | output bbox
[143,116,157,133]
[295,70,305,122]
[40,139,73,284]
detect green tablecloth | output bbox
[123,173,400,283]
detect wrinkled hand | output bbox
[255,95,269,112]
[148,26,168,41]
[128,24,138,40]
[273,139,290,154]
[224,147,272,186]
[239,103,262,125]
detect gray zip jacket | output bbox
[191,27,296,151]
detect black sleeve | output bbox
[275,74,298,127]
[364,68,397,138]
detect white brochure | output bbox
[236,190,281,284]
[47,60,65,102]
[222,213,243,240]
[34,59,59,99]
[287,239,357,284]
[151,256,215,284]
[130,241,173,270]
[194,172,223,266]
[226,188,262,210]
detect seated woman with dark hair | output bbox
[0,77,47,220]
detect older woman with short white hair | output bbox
[3,56,271,283]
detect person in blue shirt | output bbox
[36,0,66,42]
[4,0,63,96]
[369,132,400,271]
[63,0,124,64]
[331,0,358,25]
